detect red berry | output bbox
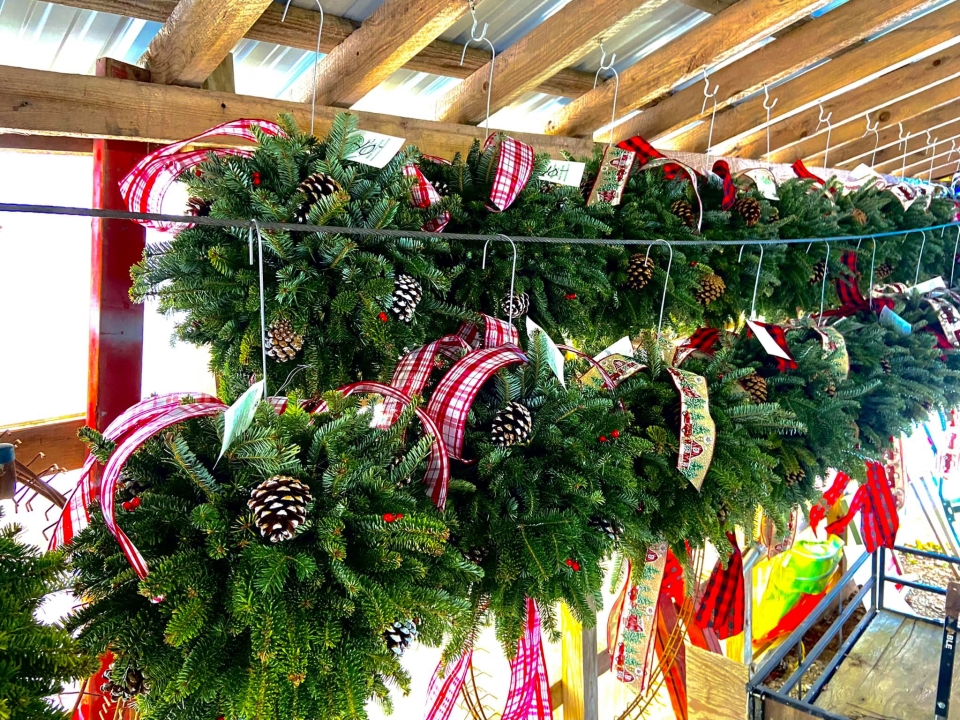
[565,559,574,567]
[611,430,620,439]
[383,513,396,522]
[378,312,389,323]
[252,171,261,186]
[572,561,581,571]
[689,261,697,267]
[130,496,141,509]
[565,293,577,300]
[396,513,404,520]
[599,435,608,443]
[122,501,132,511]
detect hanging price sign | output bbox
[346,130,406,168]
[539,159,586,188]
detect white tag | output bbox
[742,169,779,200]
[594,337,634,362]
[746,320,792,361]
[346,130,406,168]
[914,276,947,295]
[540,159,586,188]
[218,380,265,462]
[879,306,912,336]
[526,317,565,387]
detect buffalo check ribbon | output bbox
[746,321,798,372]
[50,393,223,550]
[821,250,894,319]
[825,461,899,551]
[120,119,285,231]
[674,327,721,366]
[694,532,745,640]
[810,470,852,536]
[403,163,450,233]
[484,134,535,212]
[712,160,737,211]
[792,159,826,186]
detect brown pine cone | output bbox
[670,199,697,228]
[733,197,762,227]
[742,373,768,404]
[695,273,725,305]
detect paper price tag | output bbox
[879,306,912,337]
[526,317,565,387]
[540,159,586,188]
[218,380,265,463]
[742,168,779,200]
[346,130,406,168]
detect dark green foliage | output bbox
[67,398,479,720]
[0,509,96,720]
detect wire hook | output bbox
[913,229,928,286]
[643,240,674,336]
[482,234,520,324]
[951,225,960,288]
[593,45,620,146]
[282,0,324,136]
[749,244,765,320]
[460,8,496,139]
[816,101,833,169]
[702,71,720,167]
[898,123,911,178]
[762,84,778,160]
[863,113,880,168]
[818,241,830,326]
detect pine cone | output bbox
[384,620,418,656]
[464,547,487,565]
[296,172,340,223]
[265,319,304,363]
[670,199,697,228]
[733,197,762,227]
[118,472,149,500]
[825,380,837,398]
[101,662,146,700]
[695,273,725,305]
[589,518,621,543]
[875,262,894,281]
[431,180,451,198]
[186,196,211,217]
[742,373,768,404]
[248,475,312,543]
[769,206,780,223]
[851,208,868,226]
[785,468,806,487]
[501,291,530,319]
[880,357,892,374]
[809,259,826,286]
[389,274,423,323]
[717,503,731,527]
[626,254,654,290]
[490,402,533,448]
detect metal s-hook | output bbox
[460,7,496,139]
[898,123,911,178]
[643,240,674,336]
[951,225,960,288]
[248,220,269,395]
[482,234,520,324]
[913,229,928,286]
[762,85,778,160]
[816,101,833,169]
[863,113,880,168]
[868,236,877,311]
[928,132,939,182]
[749,244,765,320]
[593,45,620,146]
[701,72,720,166]
[282,0,324,136]
[818,241,830,326]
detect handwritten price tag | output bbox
[539,159,586,188]
[346,130,406,168]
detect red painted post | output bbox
[87,139,147,431]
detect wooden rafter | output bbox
[676,0,739,13]
[292,0,469,107]
[544,0,833,138]
[821,97,960,169]
[874,132,960,175]
[670,2,960,155]
[929,156,960,178]
[872,128,960,172]
[144,0,273,86]
[729,57,960,163]
[0,64,596,161]
[436,0,669,125]
[50,0,598,99]
[612,0,942,145]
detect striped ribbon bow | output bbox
[484,134,535,212]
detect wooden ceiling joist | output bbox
[612,0,941,146]
[873,133,960,178]
[436,0,669,125]
[833,103,960,170]
[928,157,960,179]
[144,0,273,86]
[731,58,960,163]
[871,129,960,172]
[669,2,960,156]
[544,0,833,138]
[51,0,598,99]
[0,64,596,162]
[297,0,469,107]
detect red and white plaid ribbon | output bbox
[484,134,535,212]
[382,335,471,426]
[311,381,452,509]
[424,649,474,720]
[50,393,223,550]
[120,119,285,231]
[403,164,450,233]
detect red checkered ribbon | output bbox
[484,134,535,212]
[457,314,521,349]
[792,159,826,186]
[694,532,745,640]
[50,393,223,550]
[747,321,797,371]
[424,598,552,720]
[312,381,451,510]
[820,251,894,319]
[120,119,285,231]
[674,327,721,366]
[403,164,450,233]
[825,461,900,551]
[617,135,685,180]
[810,470,851,535]
[712,160,737,211]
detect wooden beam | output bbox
[52,0,598,99]
[0,416,86,473]
[544,0,832,138]
[874,132,960,174]
[436,0,669,125]
[293,0,468,107]
[674,2,960,155]
[676,0,739,13]
[144,0,273,86]
[0,134,91,153]
[0,64,596,161]
[612,0,942,145]
[727,56,960,162]
[928,157,960,179]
